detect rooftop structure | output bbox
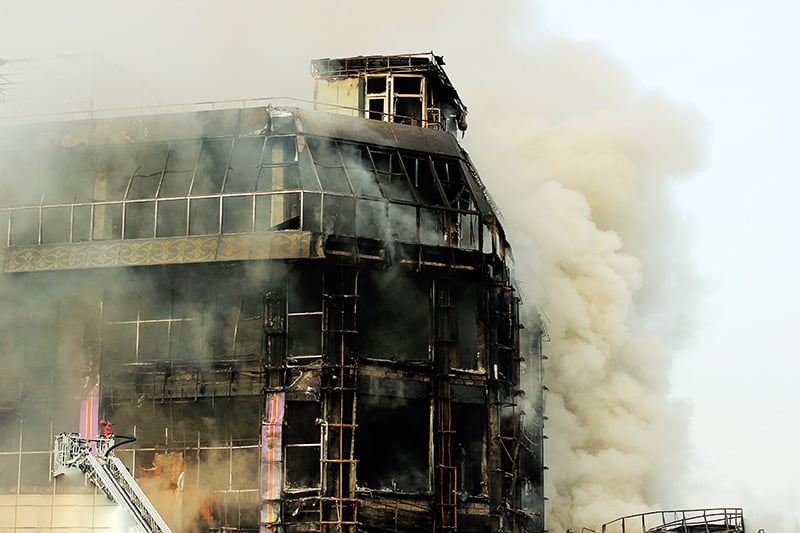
[311,52,468,134]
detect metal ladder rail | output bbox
[84,454,173,533]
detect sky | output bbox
[1,1,798,531]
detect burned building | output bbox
[0,53,544,532]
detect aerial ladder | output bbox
[52,425,173,533]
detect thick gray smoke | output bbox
[0,2,706,531]
[468,42,705,529]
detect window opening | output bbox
[369,149,414,202]
[306,137,352,194]
[355,387,430,493]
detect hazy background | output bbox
[1,1,797,531]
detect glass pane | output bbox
[127,144,168,198]
[156,199,188,237]
[308,138,351,194]
[135,143,169,177]
[166,141,201,172]
[124,201,156,239]
[372,151,413,201]
[189,198,220,235]
[355,199,385,240]
[41,206,70,244]
[138,322,169,361]
[301,192,321,232]
[127,174,161,200]
[322,195,354,236]
[420,207,445,246]
[266,135,297,164]
[158,171,193,198]
[103,322,137,363]
[93,203,122,240]
[459,213,480,250]
[10,208,39,245]
[72,205,92,242]
[0,210,9,246]
[255,192,300,232]
[388,203,416,242]
[192,139,231,196]
[224,137,265,193]
[316,164,350,193]
[222,196,253,234]
[103,144,137,200]
[341,144,382,198]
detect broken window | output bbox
[284,401,321,489]
[127,144,169,199]
[340,143,383,198]
[366,75,388,121]
[454,282,480,370]
[371,149,414,202]
[433,159,471,210]
[103,144,138,201]
[307,137,352,194]
[224,137,266,193]
[158,141,200,198]
[256,135,300,192]
[354,270,430,362]
[356,376,430,493]
[392,75,424,126]
[366,76,386,95]
[287,270,322,360]
[191,139,232,196]
[394,97,423,126]
[101,264,266,366]
[452,401,485,496]
[419,207,446,246]
[403,155,442,206]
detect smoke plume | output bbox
[473,43,706,529]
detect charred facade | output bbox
[0,53,544,532]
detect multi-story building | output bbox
[0,52,544,533]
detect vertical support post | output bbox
[433,278,458,532]
[321,268,359,533]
